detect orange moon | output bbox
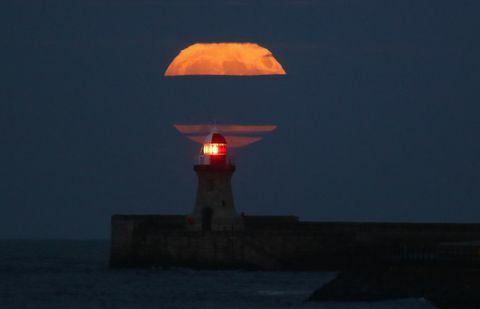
[165,43,286,76]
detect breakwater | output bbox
[110,215,480,270]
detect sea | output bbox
[0,240,435,309]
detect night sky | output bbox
[1,0,479,239]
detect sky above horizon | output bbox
[1,0,480,238]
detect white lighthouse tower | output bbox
[188,131,243,231]
[173,124,277,231]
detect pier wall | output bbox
[110,215,480,270]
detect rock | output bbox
[307,267,480,308]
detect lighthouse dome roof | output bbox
[204,132,227,144]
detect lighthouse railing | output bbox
[194,155,235,166]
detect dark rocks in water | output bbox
[307,268,480,308]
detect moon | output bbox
[165,43,286,76]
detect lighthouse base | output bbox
[185,215,244,232]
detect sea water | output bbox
[0,240,434,308]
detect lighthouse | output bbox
[188,131,243,231]
[173,124,277,231]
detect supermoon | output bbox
[165,43,286,76]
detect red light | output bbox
[203,143,226,156]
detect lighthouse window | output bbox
[203,143,226,155]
